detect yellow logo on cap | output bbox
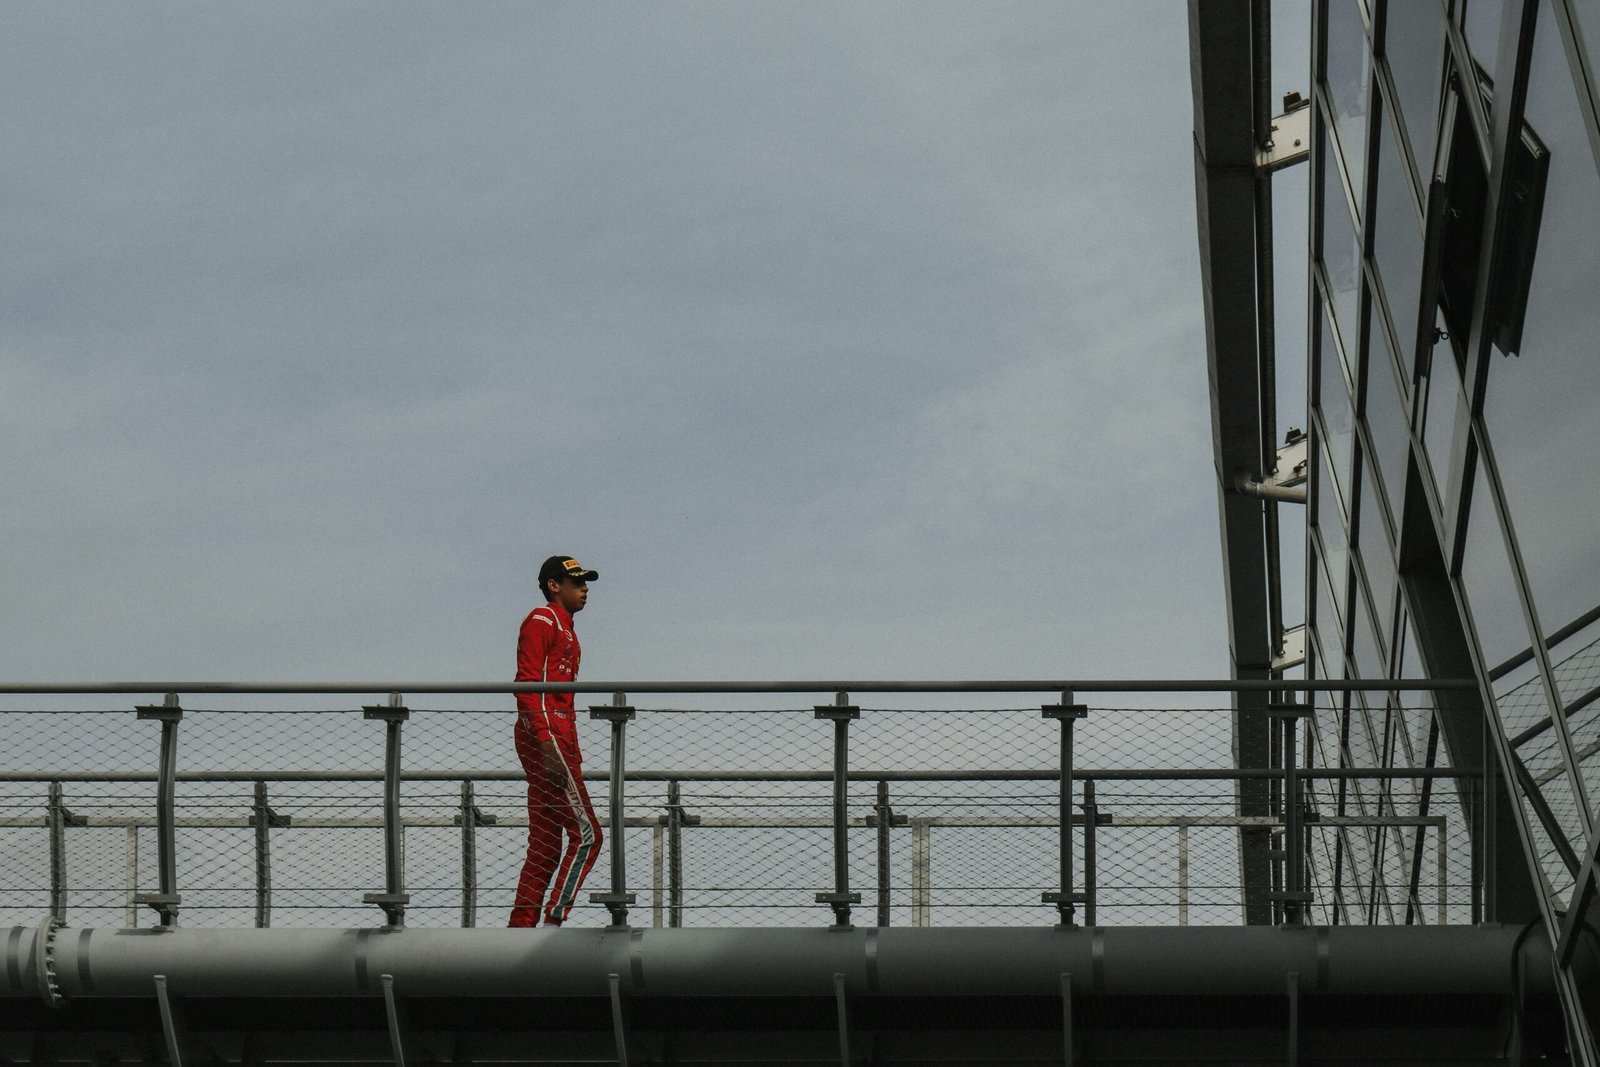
[563,559,586,574]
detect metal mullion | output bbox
[1547,0,1600,174]
[1442,7,1496,165]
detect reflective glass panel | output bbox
[1349,569,1387,680]
[1581,7,1600,121]
[1382,0,1446,176]
[1320,126,1364,353]
[1362,314,1410,514]
[1459,456,1534,676]
[1480,0,1600,718]
[1355,441,1398,644]
[1318,309,1357,510]
[1372,89,1425,351]
[1315,541,1348,669]
[1326,0,1373,198]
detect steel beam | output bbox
[1188,0,1278,926]
[0,924,1557,1001]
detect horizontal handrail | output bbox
[0,677,1477,695]
[0,767,1478,783]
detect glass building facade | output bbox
[1300,0,1600,1050]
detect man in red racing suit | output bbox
[509,555,602,927]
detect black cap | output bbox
[539,555,599,586]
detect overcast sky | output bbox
[1,3,1311,703]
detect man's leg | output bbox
[510,727,564,927]
[543,745,603,926]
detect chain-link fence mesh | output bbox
[0,697,1479,929]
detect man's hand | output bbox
[538,739,568,787]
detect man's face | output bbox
[549,576,588,614]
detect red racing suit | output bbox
[509,600,602,927]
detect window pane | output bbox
[1319,312,1357,516]
[1382,0,1447,176]
[1362,314,1410,514]
[1480,0,1600,710]
[1320,126,1364,352]
[1459,457,1533,673]
[1355,442,1398,644]
[1326,0,1373,199]
[1314,544,1348,671]
[1465,0,1505,73]
[1372,90,1425,349]
[1351,578,1388,679]
[1579,6,1600,121]
[1315,432,1351,626]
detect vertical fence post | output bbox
[666,779,692,928]
[1042,693,1088,926]
[651,819,665,928]
[590,692,637,927]
[456,780,495,928]
[125,827,139,929]
[871,779,906,927]
[459,780,476,928]
[815,691,862,928]
[1268,702,1312,925]
[911,819,931,927]
[362,693,410,926]
[251,780,289,929]
[1082,778,1098,927]
[47,782,69,924]
[133,693,182,927]
[1178,821,1191,925]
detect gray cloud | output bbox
[3,3,1247,698]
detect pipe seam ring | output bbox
[35,916,65,1009]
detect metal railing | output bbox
[0,678,1476,930]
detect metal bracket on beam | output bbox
[1232,428,1311,504]
[1286,971,1301,1067]
[1256,94,1311,173]
[154,974,187,1067]
[1273,625,1307,672]
[452,803,497,828]
[380,973,409,1067]
[1272,428,1308,488]
[1232,471,1308,504]
[609,972,631,1067]
[833,972,852,1067]
[1062,972,1075,1067]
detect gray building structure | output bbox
[5,1,1600,1061]
[1198,0,1600,1057]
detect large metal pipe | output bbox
[2,924,1553,1003]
